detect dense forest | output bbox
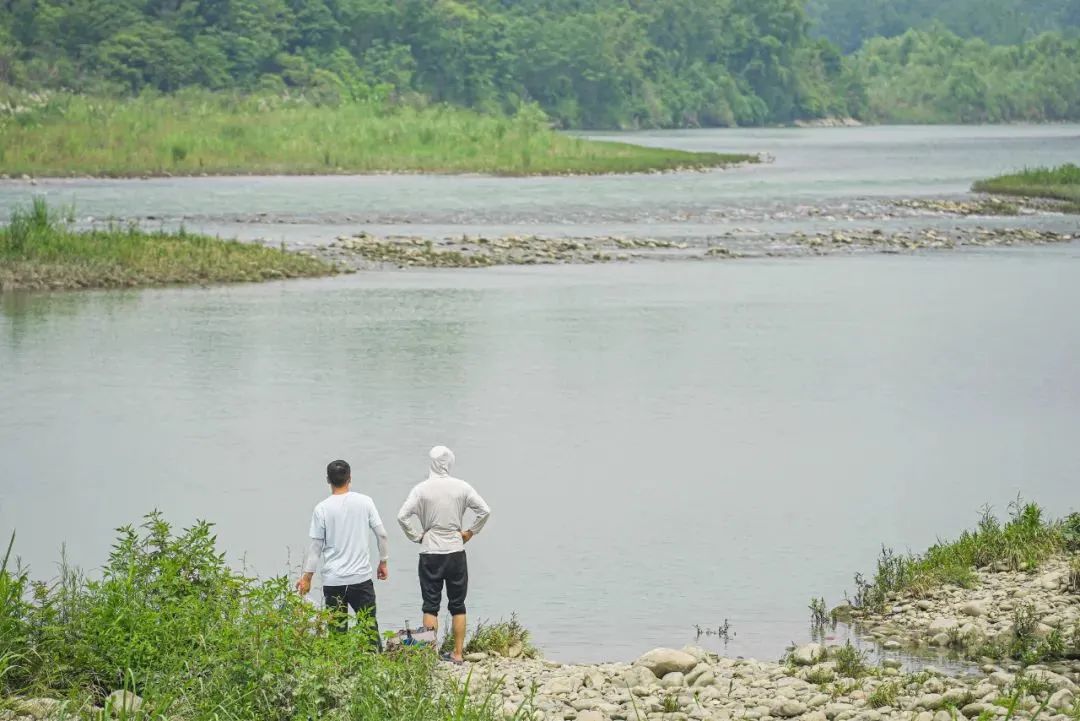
[807,0,1080,52]
[1,0,1078,128]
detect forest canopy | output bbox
[1,0,1078,128]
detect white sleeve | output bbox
[373,523,389,562]
[465,484,491,535]
[397,487,424,544]
[303,537,323,574]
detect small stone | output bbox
[16,699,65,719]
[914,694,944,710]
[882,659,902,670]
[882,640,901,651]
[577,712,605,721]
[772,700,808,718]
[927,618,959,634]
[661,671,687,688]
[466,652,489,662]
[1049,689,1075,711]
[106,691,143,716]
[959,602,987,617]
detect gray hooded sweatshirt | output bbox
[397,446,491,554]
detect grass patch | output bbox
[440,615,537,659]
[0,90,754,177]
[832,642,869,679]
[973,164,1080,207]
[0,198,334,291]
[868,681,900,708]
[853,500,1066,611]
[0,514,511,720]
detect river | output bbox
[1,125,1079,663]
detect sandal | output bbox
[440,652,464,665]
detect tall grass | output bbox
[853,500,1069,610]
[0,513,505,720]
[0,199,334,291]
[0,91,753,177]
[973,164,1080,204]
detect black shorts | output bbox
[324,580,381,649]
[418,551,468,616]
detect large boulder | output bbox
[635,648,699,677]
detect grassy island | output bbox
[973,164,1080,208]
[0,93,753,178]
[0,199,335,292]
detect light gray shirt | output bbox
[397,475,491,554]
[304,491,388,585]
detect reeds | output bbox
[973,164,1080,205]
[0,91,752,177]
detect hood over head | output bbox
[428,445,455,478]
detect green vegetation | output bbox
[867,681,900,708]
[853,501,1071,611]
[0,514,513,720]
[832,642,869,679]
[850,30,1080,123]
[0,0,859,129]
[0,198,334,291]
[973,165,1080,205]
[449,616,537,660]
[2,0,1079,138]
[807,0,1080,52]
[0,91,749,178]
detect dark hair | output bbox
[326,460,351,488]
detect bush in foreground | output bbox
[0,513,502,720]
[0,198,335,291]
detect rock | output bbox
[1026,670,1077,692]
[882,659,902,670]
[507,642,524,658]
[988,671,1015,687]
[685,663,711,686]
[772,700,808,718]
[692,671,716,688]
[928,633,951,647]
[832,604,854,622]
[620,665,658,688]
[636,648,699,677]
[791,644,826,666]
[960,602,987,617]
[932,711,952,721]
[914,694,944,710]
[943,689,972,706]
[584,669,606,689]
[1049,689,1075,711]
[106,691,143,716]
[15,699,65,719]
[803,711,828,721]
[540,676,582,696]
[928,618,959,634]
[882,640,902,651]
[916,600,934,611]
[963,703,991,717]
[662,672,687,688]
[466,652,489,662]
[577,712,605,721]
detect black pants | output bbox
[419,551,468,617]
[324,580,381,650]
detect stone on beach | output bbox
[635,648,699,677]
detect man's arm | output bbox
[462,484,490,542]
[373,524,390,580]
[297,537,323,595]
[397,488,425,544]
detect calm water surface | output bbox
[3,248,1079,662]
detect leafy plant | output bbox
[833,642,868,679]
[868,682,900,708]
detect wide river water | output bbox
[1,125,1079,663]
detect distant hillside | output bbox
[807,0,1080,52]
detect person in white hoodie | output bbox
[397,446,491,663]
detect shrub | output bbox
[868,682,900,708]
[833,642,868,679]
[0,513,500,721]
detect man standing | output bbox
[397,446,491,663]
[297,459,389,647]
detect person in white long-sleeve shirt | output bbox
[397,445,490,663]
[297,459,389,647]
